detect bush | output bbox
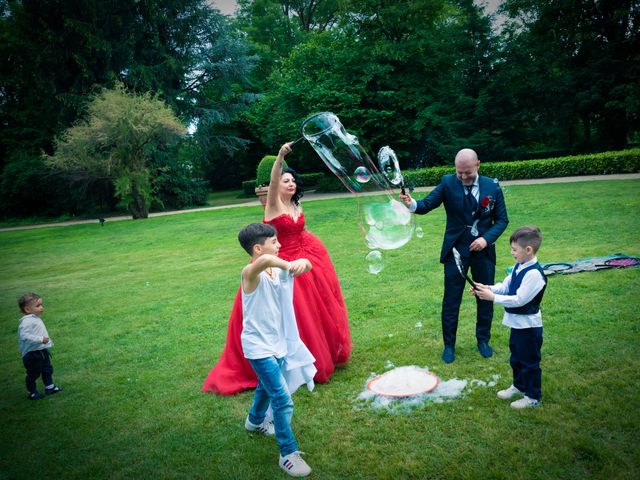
[315,175,345,193]
[299,173,324,189]
[313,149,640,192]
[0,150,117,218]
[242,172,325,196]
[255,155,287,187]
[479,149,640,181]
[242,179,257,196]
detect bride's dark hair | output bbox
[282,167,304,206]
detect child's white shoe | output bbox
[279,451,311,477]
[510,395,541,409]
[497,384,524,400]
[244,416,275,435]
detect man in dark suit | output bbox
[400,149,509,363]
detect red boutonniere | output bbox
[480,196,493,213]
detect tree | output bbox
[497,0,640,151]
[245,0,484,167]
[0,0,257,213]
[46,84,186,219]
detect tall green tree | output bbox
[246,0,496,167]
[1,0,256,214]
[496,0,640,151]
[45,84,186,219]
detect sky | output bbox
[208,0,238,16]
[208,1,503,17]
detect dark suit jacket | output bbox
[414,174,509,263]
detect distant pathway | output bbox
[1,173,638,232]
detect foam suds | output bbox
[356,365,501,412]
[368,366,438,397]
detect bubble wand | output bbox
[452,247,477,288]
[298,112,416,254]
[377,146,406,195]
[291,136,305,147]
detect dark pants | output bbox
[22,349,53,393]
[510,327,543,400]
[442,250,495,347]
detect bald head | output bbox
[455,149,478,165]
[454,148,480,186]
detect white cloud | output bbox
[207,0,238,16]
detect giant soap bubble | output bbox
[301,112,415,252]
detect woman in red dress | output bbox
[202,142,351,394]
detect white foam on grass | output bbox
[356,366,501,412]
[368,366,438,397]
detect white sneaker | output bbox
[244,416,275,435]
[279,451,311,477]
[510,396,541,409]
[497,384,524,400]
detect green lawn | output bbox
[1,179,639,479]
[206,189,255,207]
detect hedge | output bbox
[242,172,326,197]
[314,149,640,193]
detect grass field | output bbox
[206,189,254,207]
[1,179,639,479]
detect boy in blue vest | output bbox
[473,226,546,409]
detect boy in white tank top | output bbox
[238,223,314,477]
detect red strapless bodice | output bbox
[264,212,313,259]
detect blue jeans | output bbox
[248,356,298,456]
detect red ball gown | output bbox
[201,212,351,394]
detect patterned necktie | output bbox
[465,185,478,212]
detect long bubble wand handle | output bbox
[291,136,305,147]
[452,247,477,288]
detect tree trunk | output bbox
[129,182,149,219]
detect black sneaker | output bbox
[45,385,63,396]
[28,391,44,400]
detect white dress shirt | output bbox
[491,257,546,329]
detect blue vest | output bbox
[504,262,547,315]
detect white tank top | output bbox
[241,268,291,359]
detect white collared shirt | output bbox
[491,257,546,329]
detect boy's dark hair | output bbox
[510,225,542,252]
[282,167,304,206]
[18,292,41,313]
[238,223,277,255]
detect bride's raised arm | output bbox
[265,142,293,214]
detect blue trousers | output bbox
[248,356,298,456]
[22,349,53,393]
[442,251,495,347]
[509,327,543,400]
